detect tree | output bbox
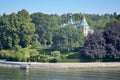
[0,13,19,49]
[31,12,59,46]
[17,9,35,47]
[103,22,120,59]
[80,22,120,62]
[0,9,35,49]
[61,14,69,24]
[52,25,84,52]
[73,13,83,21]
[81,31,106,61]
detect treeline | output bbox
[0,9,120,62]
[0,9,118,51]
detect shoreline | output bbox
[29,62,120,69]
[0,60,120,69]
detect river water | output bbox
[0,68,120,80]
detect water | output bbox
[0,68,120,80]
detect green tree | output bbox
[52,25,84,52]
[31,12,59,46]
[0,13,19,49]
[0,9,35,49]
[73,13,83,21]
[17,9,35,47]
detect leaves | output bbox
[52,25,84,52]
[0,9,35,49]
[81,22,120,61]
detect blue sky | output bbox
[0,0,120,15]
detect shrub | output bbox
[12,45,22,52]
[49,57,61,63]
[51,50,61,57]
[67,52,80,59]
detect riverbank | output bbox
[0,60,120,69]
[29,62,120,69]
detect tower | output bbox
[80,16,89,37]
[68,13,73,24]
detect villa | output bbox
[61,13,94,37]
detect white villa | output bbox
[61,13,94,37]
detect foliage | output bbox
[30,54,49,62]
[49,57,61,63]
[52,25,84,52]
[0,9,119,62]
[81,22,120,62]
[51,51,61,57]
[49,50,61,63]
[0,9,35,49]
[103,22,120,59]
[11,45,22,52]
[0,47,30,62]
[67,52,80,59]
[80,31,106,61]
[31,12,59,46]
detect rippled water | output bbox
[0,68,120,80]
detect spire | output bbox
[80,16,88,26]
[80,16,89,37]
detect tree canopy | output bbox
[31,12,59,45]
[52,25,84,52]
[0,9,35,49]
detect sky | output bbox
[0,0,120,15]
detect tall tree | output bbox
[103,22,120,59]
[0,9,35,49]
[17,9,35,47]
[31,12,59,46]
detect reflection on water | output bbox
[0,68,120,80]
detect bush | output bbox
[29,49,39,55]
[12,45,22,52]
[49,58,58,63]
[0,50,10,59]
[67,52,80,59]
[51,50,61,57]
[61,55,66,59]
[30,54,49,62]
[38,55,49,62]
[49,57,61,63]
